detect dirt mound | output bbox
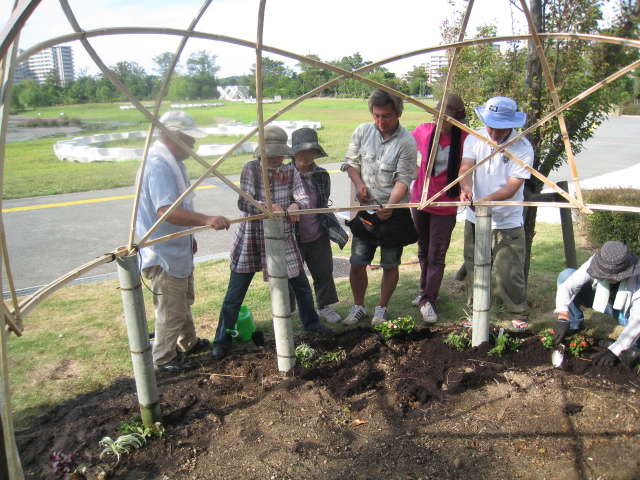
[16,325,640,479]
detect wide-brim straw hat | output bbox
[474,96,526,129]
[587,241,640,281]
[253,125,294,158]
[291,127,327,158]
[159,110,208,138]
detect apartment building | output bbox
[15,46,75,86]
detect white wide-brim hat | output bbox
[474,96,527,129]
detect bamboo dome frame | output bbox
[2,0,640,476]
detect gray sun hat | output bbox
[253,125,294,158]
[474,96,526,129]
[587,241,640,281]
[159,110,208,138]
[291,128,327,158]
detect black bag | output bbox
[347,208,418,248]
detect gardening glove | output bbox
[552,320,570,346]
[590,349,619,367]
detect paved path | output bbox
[3,115,640,295]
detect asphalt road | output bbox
[3,115,640,295]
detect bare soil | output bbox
[16,325,640,480]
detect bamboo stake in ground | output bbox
[264,218,296,372]
[116,254,161,426]
[472,206,492,347]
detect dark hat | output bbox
[587,241,640,281]
[291,127,327,158]
[436,93,466,121]
[253,125,294,158]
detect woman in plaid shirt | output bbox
[212,126,333,360]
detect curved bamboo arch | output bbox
[2,0,640,329]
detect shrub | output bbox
[575,188,640,255]
[621,104,640,115]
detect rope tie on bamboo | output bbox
[104,252,117,263]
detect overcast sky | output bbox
[3,0,615,79]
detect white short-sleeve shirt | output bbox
[462,128,533,229]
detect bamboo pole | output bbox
[420,0,473,206]
[264,218,296,372]
[0,19,25,478]
[126,0,214,251]
[115,255,161,426]
[519,0,584,205]
[472,206,492,347]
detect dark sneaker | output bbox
[155,355,194,372]
[185,337,211,356]
[211,347,228,361]
[311,324,333,335]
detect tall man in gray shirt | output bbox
[341,89,417,326]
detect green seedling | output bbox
[295,343,317,368]
[373,316,415,341]
[316,348,346,364]
[539,329,555,349]
[99,433,145,466]
[120,417,165,439]
[443,331,471,351]
[487,333,521,357]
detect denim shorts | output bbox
[350,236,403,268]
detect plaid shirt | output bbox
[292,162,349,249]
[230,160,310,279]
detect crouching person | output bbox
[553,241,640,366]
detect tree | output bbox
[404,65,432,97]
[186,50,220,99]
[296,54,333,96]
[17,78,46,109]
[153,52,178,78]
[442,0,640,280]
[110,61,152,100]
[251,57,297,98]
[329,53,371,98]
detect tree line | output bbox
[10,49,433,110]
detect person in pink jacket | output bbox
[410,94,468,324]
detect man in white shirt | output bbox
[458,96,533,329]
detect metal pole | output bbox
[264,218,296,372]
[557,181,578,269]
[116,255,162,426]
[472,206,492,347]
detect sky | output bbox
[2,0,617,79]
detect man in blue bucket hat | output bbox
[458,97,534,330]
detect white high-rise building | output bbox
[15,46,75,86]
[429,55,449,83]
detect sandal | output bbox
[511,319,529,330]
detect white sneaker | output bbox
[342,305,367,326]
[411,295,421,307]
[420,302,438,324]
[371,305,389,326]
[318,306,341,324]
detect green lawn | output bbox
[5,98,434,199]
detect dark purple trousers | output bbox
[411,208,457,308]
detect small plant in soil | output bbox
[49,451,95,479]
[373,316,415,341]
[99,433,145,466]
[295,342,317,368]
[120,417,165,440]
[488,333,521,357]
[539,329,555,349]
[443,331,471,351]
[567,335,589,357]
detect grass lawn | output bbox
[5,98,434,199]
[7,222,620,429]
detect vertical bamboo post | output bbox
[472,206,492,347]
[557,181,578,269]
[264,218,296,372]
[116,255,162,426]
